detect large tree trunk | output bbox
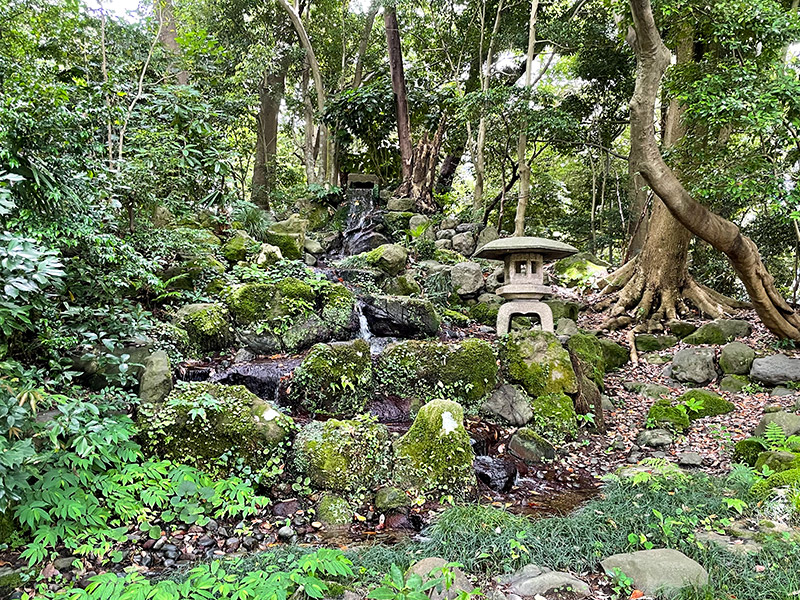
[625,0,800,339]
[155,0,188,85]
[384,6,413,185]
[251,63,288,208]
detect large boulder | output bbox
[676,389,734,419]
[504,330,577,397]
[139,383,292,477]
[138,350,173,406]
[375,339,498,410]
[407,558,474,600]
[263,214,307,260]
[174,303,233,351]
[294,416,392,492]
[393,399,476,495]
[361,294,441,338]
[476,225,499,250]
[719,342,756,375]
[316,495,352,526]
[450,262,484,298]
[451,232,476,256]
[598,338,629,370]
[601,549,709,598]
[481,384,533,426]
[684,319,751,345]
[290,339,373,417]
[671,348,717,384]
[508,428,556,462]
[750,354,800,386]
[365,244,409,276]
[553,252,608,287]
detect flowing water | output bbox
[342,187,388,256]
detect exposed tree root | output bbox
[597,257,748,332]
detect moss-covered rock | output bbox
[291,339,373,417]
[384,212,415,236]
[226,283,278,325]
[553,252,609,287]
[530,393,578,442]
[647,399,690,433]
[634,334,679,352]
[0,567,22,598]
[384,274,422,296]
[469,302,500,326]
[754,451,800,474]
[752,467,800,497]
[359,244,409,276]
[139,382,293,478]
[294,416,391,492]
[317,494,352,526]
[508,427,556,462]
[677,389,735,419]
[504,330,577,398]
[720,374,749,393]
[362,295,441,338]
[393,399,476,495]
[0,510,15,543]
[264,231,303,260]
[566,333,605,389]
[375,338,497,410]
[320,283,356,336]
[543,299,581,322]
[684,319,752,345]
[733,438,767,467]
[598,338,629,371]
[375,486,410,511]
[719,342,756,375]
[174,303,233,351]
[161,255,227,291]
[222,230,257,262]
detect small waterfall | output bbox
[355,301,373,342]
[342,186,388,256]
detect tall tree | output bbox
[625,0,800,339]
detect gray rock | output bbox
[622,381,670,398]
[139,350,172,405]
[476,225,499,250]
[361,295,440,338]
[600,549,709,598]
[555,318,579,337]
[304,238,323,255]
[387,196,415,211]
[684,319,752,345]
[451,232,476,256]
[508,428,556,462]
[435,239,453,250]
[635,334,679,352]
[473,455,517,492]
[678,452,703,467]
[450,262,484,298]
[254,243,283,266]
[481,384,533,426]
[601,395,615,411]
[636,428,674,448]
[751,354,800,386]
[375,486,409,511]
[754,411,800,437]
[277,525,296,540]
[509,571,590,597]
[437,229,456,240]
[485,266,504,292]
[667,319,697,339]
[719,342,755,375]
[441,216,459,230]
[455,223,479,233]
[671,347,717,384]
[477,293,504,307]
[695,530,761,555]
[772,386,797,397]
[407,557,474,600]
[54,556,77,571]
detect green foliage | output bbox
[646,399,691,433]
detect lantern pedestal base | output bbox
[496,300,554,335]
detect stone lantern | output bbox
[473,236,578,334]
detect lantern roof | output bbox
[473,236,578,261]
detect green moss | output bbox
[375,339,497,411]
[291,339,373,417]
[646,399,690,433]
[677,389,735,420]
[0,568,22,596]
[543,300,580,322]
[0,510,15,542]
[754,451,800,474]
[752,467,800,497]
[598,338,629,371]
[433,248,465,265]
[634,334,679,352]
[139,383,293,480]
[384,212,415,236]
[320,282,356,335]
[222,230,257,262]
[553,252,608,286]
[733,438,767,467]
[441,308,470,326]
[530,393,578,442]
[566,333,605,389]
[294,416,391,492]
[504,330,577,398]
[263,231,302,260]
[226,283,277,325]
[277,277,315,302]
[375,486,410,511]
[469,302,500,326]
[316,494,352,525]
[393,399,476,495]
[174,303,232,351]
[384,274,422,296]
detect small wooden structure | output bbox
[473,236,578,334]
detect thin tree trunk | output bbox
[385,5,413,186]
[156,0,188,84]
[473,0,504,210]
[251,62,288,208]
[302,61,318,185]
[353,1,378,89]
[514,0,539,236]
[627,0,800,339]
[99,1,113,165]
